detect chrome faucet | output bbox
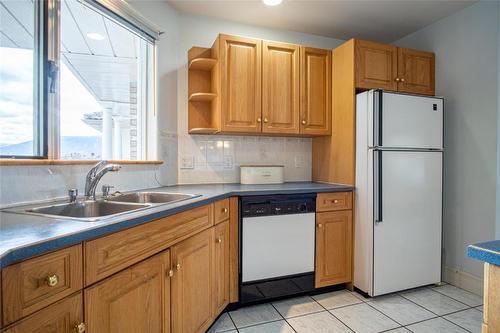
[84,161,121,200]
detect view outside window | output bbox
[0,0,38,157]
[60,0,153,160]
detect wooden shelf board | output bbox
[189,58,217,71]
[188,128,219,134]
[189,92,217,102]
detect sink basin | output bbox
[107,192,199,204]
[26,200,150,221]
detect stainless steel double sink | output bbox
[22,192,199,222]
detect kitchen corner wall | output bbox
[395,1,500,294]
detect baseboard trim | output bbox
[442,265,484,296]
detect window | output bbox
[0,0,45,158]
[0,0,157,161]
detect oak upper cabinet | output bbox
[262,41,300,134]
[315,210,353,288]
[220,34,262,133]
[85,251,171,333]
[300,47,332,135]
[355,39,398,91]
[171,228,214,333]
[213,220,230,315]
[2,293,83,333]
[397,47,435,95]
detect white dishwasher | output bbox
[240,194,316,304]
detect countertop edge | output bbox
[467,240,500,266]
[0,184,352,268]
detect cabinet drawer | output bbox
[2,292,83,333]
[85,204,213,285]
[213,199,230,224]
[316,192,352,212]
[2,245,83,326]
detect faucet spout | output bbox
[84,161,121,200]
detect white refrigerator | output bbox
[354,90,443,297]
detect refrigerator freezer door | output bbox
[380,92,443,149]
[373,150,442,296]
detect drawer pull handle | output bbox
[46,274,59,287]
[176,263,181,270]
[75,322,86,333]
[217,237,222,243]
[222,208,228,213]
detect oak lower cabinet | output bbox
[2,292,83,333]
[171,228,214,333]
[315,210,353,288]
[84,251,171,333]
[213,221,230,314]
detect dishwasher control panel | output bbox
[241,193,316,217]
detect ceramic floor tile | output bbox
[405,317,468,333]
[431,284,483,307]
[369,294,436,325]
[444,308,483,333]
[313,290,363,309]
[208,313,236,332]
[287,311,352,333]
[272,296,324,318]
[385,329,411,333]
[229,303,282,328]
[238,320,295,333]
[330,303,400,333]
[476,305,483,312]
[400,288,468,315]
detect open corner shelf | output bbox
[188,127,219,135]
[189,58,217,71]
[188,92,217,102]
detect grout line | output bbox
[440,315,474,333]
[268,302,299,333]
[430,287,483,308]
[311,292,356,333]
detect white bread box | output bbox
[240,165,284,184]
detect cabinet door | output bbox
[3,292,83,333]
[300,47,331,135]
[171,228,214,333]
[315,211,352,288]
[262,41,300,134]
[397,48,435,95]
[85,251,171,333]
[213,221,230,315]
[355,40,398,91]
[220,34,262,133]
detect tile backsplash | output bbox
[177,134,312,184]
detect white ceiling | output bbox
[168,0,477,43]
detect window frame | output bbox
[1,0,160,162]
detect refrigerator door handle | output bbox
[375,150,383,223]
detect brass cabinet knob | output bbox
[257,117,262,123]
[317,224,323,228]
[264,118,268,123]
[46,274,59,287]
[400,78,405,82]
[168,269,174,277]
[217,237,222,243]
[301,120,307,125]
[75,322,86,333]
[176,263,181,270]
[395,77,401,82]
[333,199,339,204]
[222,208,228,213]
